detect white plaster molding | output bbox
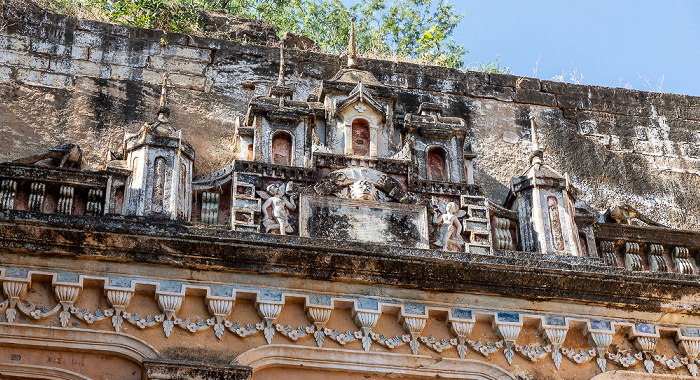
[0,363,93,380]
[401,316,427,354]
[257,302,282,344]
[235,344,515,380]
[588,332,614,372]
[1,280,28,323]
[55,284,81,327]
[306,306,332,347]
[591,370,695,379]
[542,327,568,370]
[0,323,160,363]
[353,310,380,351]
[493,323,521,365]
[679,339,700,377]
[157,293,183,337]
[208,298,234,340]
[635,336,659,373]
[106,289,133,332]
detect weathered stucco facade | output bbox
[2,3,700,380]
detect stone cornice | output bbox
[0,210,698,314]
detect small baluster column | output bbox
[0,179,17,210]
[28,182,45,212]
[647,244,667,272]
[57,185,75,215]
[624,242,643,271]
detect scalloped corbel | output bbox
[157,294,184,337]
[106,289,133,332]
[635,336,658,374]
[494,323,521,365]
[2,280,28,323]
[678,339,700,377]
[353,310,380,352]
[306,306,332,347]
[543,327,568,370]
[54,285,81,327]
[400,316,427,355]
[208,298,234,340]
[588,332,614,372]
[450,321,474,359]
[257,302,283,344]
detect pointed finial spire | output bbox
[348,17,358,69]
[158,73,170,122]
[529,116,543,165]
[277,44,285,86]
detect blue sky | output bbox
[343,1,700,97]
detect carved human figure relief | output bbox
[349,180,377,200]
[431,197,467,251]
[547,196,564,251]
[334,179,387,202]
[259,182,296,235]
[152,157,165,214]
[178,163,187,219]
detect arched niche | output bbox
[351,118,370,156]
[236,345,515,380]
[0,324,160,380]
[271,131,293,166]
[427,146,448,181]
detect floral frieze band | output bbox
[0,267,699,377]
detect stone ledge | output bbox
[142,359,251,380]
[1,209,699,313]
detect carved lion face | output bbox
[349,180,376,200]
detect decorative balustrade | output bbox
[0,163,108,217]
[595,223,700,275]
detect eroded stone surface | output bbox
[1,8,698,228]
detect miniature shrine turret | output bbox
[122,74,194,220]
[508,117,582,255]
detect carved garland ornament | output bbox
[1,278,699,377]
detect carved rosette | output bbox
[354,311,380,351]
[589,332,614,372]
[495,324,521,365]
[306,307,332,347]
[679,339,700,377]
[158,294,184,337]
[2,280,28,323]
[543,328,568,370]
[634,336,658,373]
[257,302,283,344]
[106,289,133,332]
[208,299,233,340]
[54,285,81,327]
[402,317,427,355]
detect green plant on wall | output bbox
[41,0,506,71]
